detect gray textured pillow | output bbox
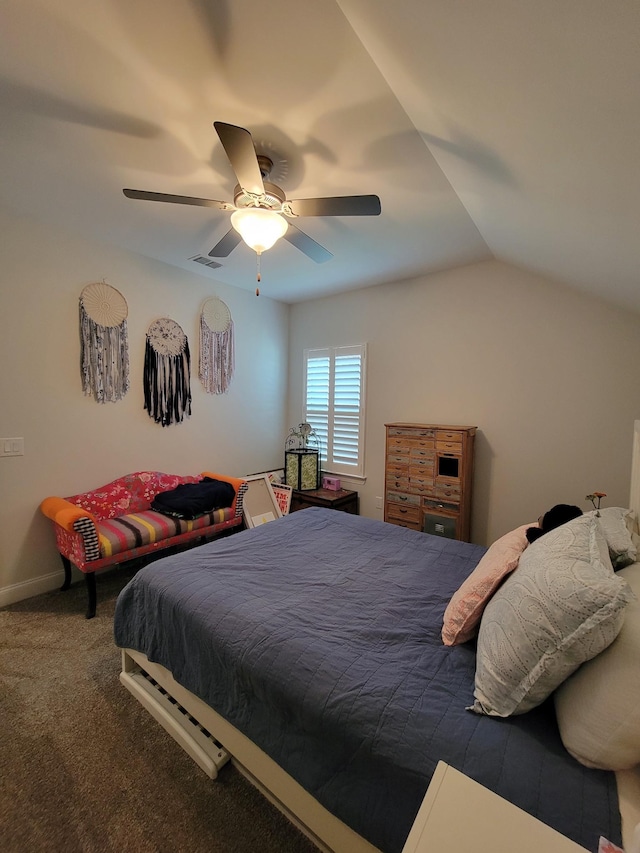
[585,507,637,568]
[470,515,633,717]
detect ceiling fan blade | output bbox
[284,224,333,264]
[287,194,381,217]
[213,122,264,196]
[208,228,242,258]
[123,188,229,209]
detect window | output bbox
[303,344,366,478]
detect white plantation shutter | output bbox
[305,350,330,458]
[303,344,366,477]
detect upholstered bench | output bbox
[40,471,248,618]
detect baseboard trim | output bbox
[0,571,64,608]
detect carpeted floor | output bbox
[0,569,318,853]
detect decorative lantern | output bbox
[285,423,320,491]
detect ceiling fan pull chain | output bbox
[256,252,261,296]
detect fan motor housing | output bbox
[233,181,286,211]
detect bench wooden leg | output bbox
[59,558,96,619]
[85,572,97,620]
[60,556,72,591]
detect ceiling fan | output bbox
[123,122,381,275]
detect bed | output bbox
[113,456,640,853]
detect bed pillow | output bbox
[441,523,534,645]
[470,515,633,717]
[586,507,637,568]
[554,560,640,770]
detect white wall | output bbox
[4,211,639,604]
[0,206,289,602]
[289,260,640,545]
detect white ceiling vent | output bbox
[190,255,222,270]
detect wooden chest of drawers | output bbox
[384,423,476,541]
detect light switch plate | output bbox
[1,437,24,457]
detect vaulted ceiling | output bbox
[1,0,639,309]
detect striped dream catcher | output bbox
[79,282,130,403]
[144,318,192,426]
[199,296,234,394]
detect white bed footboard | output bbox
[120,657,230,779]
[120,649,380,853]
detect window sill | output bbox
[321,470,366,486]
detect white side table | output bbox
[402,761,589,853]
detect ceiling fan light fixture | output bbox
[230,208,288,254]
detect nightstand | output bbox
[290,487,359,515]
[402,762,588,852]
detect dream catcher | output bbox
[79,282,130,403]
[199,296,234,394]
[144,318,192,426]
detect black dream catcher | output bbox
[144,318,191,426]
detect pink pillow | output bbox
[441,523,535,645]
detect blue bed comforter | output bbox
[114,508,621,853]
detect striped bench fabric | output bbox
[97,507,235,557]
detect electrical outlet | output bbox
[375,496,383,509]
[1,437,24,457]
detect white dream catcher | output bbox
[79,282,130,403]
[199,296,234,394]
[144,318,192,426]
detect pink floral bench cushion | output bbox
[97,507,235,557]
[67,472,200,520]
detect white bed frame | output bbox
[119,421,640,852]
[630,420,640,522]
[616,421,640,848]
[120,648,378,853]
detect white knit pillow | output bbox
[471,515,634,717]
[554,560,640,770]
